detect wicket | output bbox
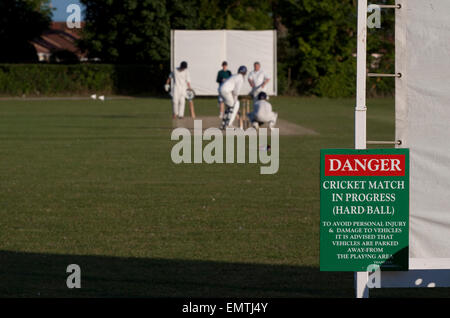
[239,97,252,130]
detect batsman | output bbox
[219,65,247,130]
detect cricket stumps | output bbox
[239,96,252,130]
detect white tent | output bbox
[171,30,277,96]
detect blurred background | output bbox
[0,0,395,98]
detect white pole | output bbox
[355,271,369,298]
[355,0,369,298]
[355,0,367,150]
[170,30,174,72]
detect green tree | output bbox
[0,0,52,63]
[275,0,357,96]
[222,0,273,30]
[167,0,220,30]
[167,0,273,30]
[80,0,170,63]
[167,0,200,29]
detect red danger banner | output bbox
[324,154,406,177]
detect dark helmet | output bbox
[180,61,188,69]
[257,91,267,100]
[238,65,247,75]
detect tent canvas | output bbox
[354,0,450,297]
[395,0,450,259]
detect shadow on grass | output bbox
[0,250,353,298]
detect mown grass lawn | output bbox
[0,97,447,297]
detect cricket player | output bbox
[165,61,192,119]
[248,92,278,129]
[248,62,270,102]
[216,61,232,119]
[219,65,247,130]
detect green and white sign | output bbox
[320,149,409,272]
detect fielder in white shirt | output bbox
[165,61,192,119]
[248,62,270,102]
[249,92,278,129]
[219,65,247,129]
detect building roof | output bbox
[31,22,86,59]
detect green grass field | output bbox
[0,97,448,297]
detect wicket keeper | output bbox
[248,92,278,129]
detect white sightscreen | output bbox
[171,30,277,96]
[396,0,450,258]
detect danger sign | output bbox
[320,149,409,272]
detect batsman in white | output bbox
[165,61,192,119]
[248,62,270,103]
[248,92,277,129]
[219,65,247,130]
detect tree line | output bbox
[0,0,395,97]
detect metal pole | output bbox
[274,30,278,96]
[368,73,402,77]
[355,0,367,150]
[367,140,402,145]
[355,0,369,298]
[376,4,401,9]
[170,30,174,72]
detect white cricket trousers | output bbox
[220,91,240,128]
[256,111,278,126]
[172,88,186,118]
